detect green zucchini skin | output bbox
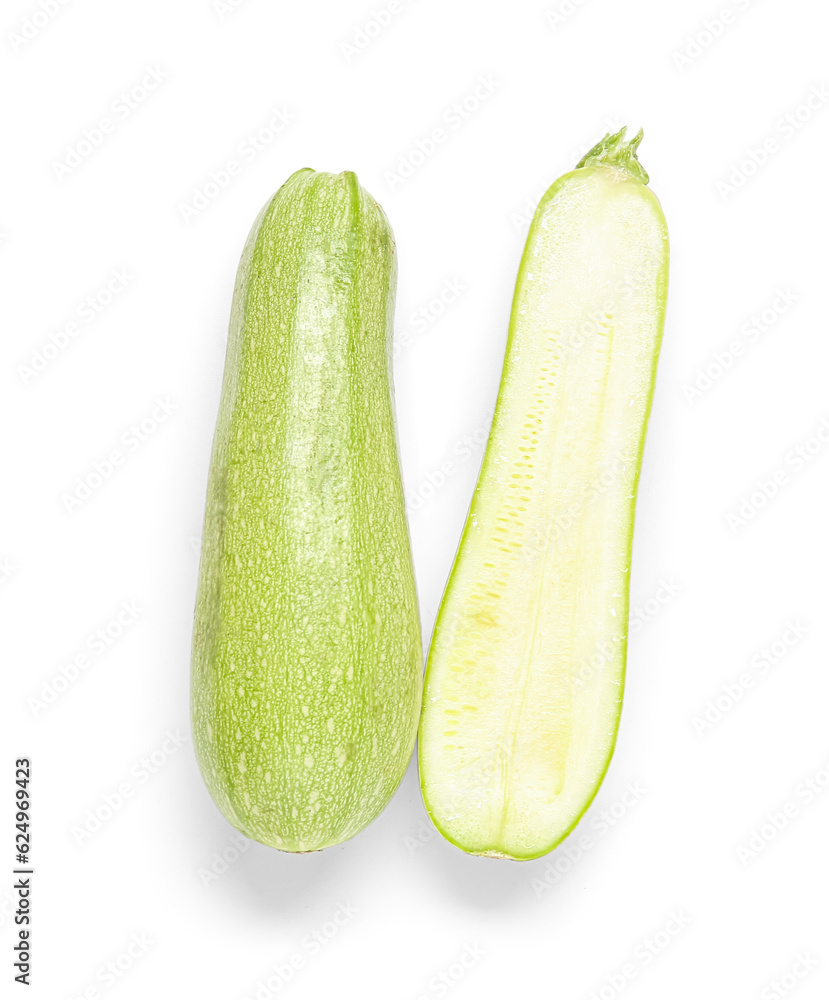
[191,169,422,852]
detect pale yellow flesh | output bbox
[419,164,668,860]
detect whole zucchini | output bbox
[191,169,422,852]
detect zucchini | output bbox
[418,129,669,860]
[191,169,422,852]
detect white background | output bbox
[4,0,829,997]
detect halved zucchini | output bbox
[418,129,669,860]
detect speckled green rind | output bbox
[191,169,422,852]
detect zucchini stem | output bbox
[576,126,649,184]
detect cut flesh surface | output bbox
[419,132,669,860]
